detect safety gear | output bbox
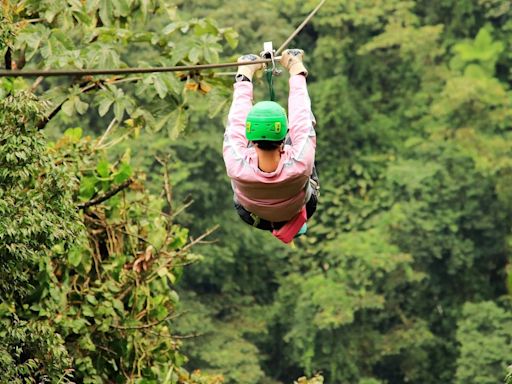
[236,54,263,81]
[272,206,307,244]
[296,222,308,236]
[245,101,288,141]
[280,49,308,77]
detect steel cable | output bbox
[0,0,327,78]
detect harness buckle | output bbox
[261,41,282,76]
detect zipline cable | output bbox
[0,0,327,78]
[0,58,277,78]
[276,0,327,55]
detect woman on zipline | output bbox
[223,49,319,244]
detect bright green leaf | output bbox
[96,159,110,178]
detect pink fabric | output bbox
[223,75,316,222]
[272,206,307,244]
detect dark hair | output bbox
[253,140,284,151]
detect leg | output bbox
[306,164,320,219]
[305,181,318,219]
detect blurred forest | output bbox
[1,0,512,383]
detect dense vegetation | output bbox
[1,0,511,383]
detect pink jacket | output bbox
[223,75,316,222]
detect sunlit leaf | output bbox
[96,159,110,178]
[74,97,89,114]
[113,162,132,183]
[153,75,168,98]
[61,99,75,116]
[223,28,239,49]
[79,176,97,200]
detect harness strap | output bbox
[250,213,261,227]
[261,41,280,102]
[265,68,276,101]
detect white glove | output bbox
[280,49,308,77]
[236,54,264,81]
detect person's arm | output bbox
[281,50,316,166]
[223,81,253,163]
[223,55,262,177]
[287,75,316,163]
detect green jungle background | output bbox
[1,0,512,383]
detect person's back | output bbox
[223,49,318,239]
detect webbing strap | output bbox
[250,213,261,227]
[265,69,275,101]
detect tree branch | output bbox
[111,312,182,330]
[155,156,173,216]
[77,178,134,210]
[37,81,99,130]
[179,225,219,254]
[95,118,117,148]
[4,47,12,70]
[37,76,142,130]
[30,76,44,92]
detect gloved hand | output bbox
[280,49,308,77]
[236,54,263,81]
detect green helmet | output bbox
[245,101,288,141]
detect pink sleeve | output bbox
[223,81,253,177]
[287,75,316,168]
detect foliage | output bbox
[294,375,324,384]
[45,129,217,382]
[0,89,222,382]
[454,301,512,384]
[0,1,232,383]
[0,91,81,301]
[3,0,512,383]
[7,0,236,139]
[0,316,73,383]
[169,1,512,383]
[506,365,512,384]
[0,88,80,382]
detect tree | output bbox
[0,90,80,383]
[0,1,236,382]
[454,301,512,384]
[172,1,512,383]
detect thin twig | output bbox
[96,118,117,148]
[180,225,219,254]
[118,229,152,247]
[111,312,182,330]
[96,344,116,355]
[18,18,46,24]
[172,333,203,340]
[145,329,203,340]
[171,199,194,219]
[30,76,44,92]
[56,368,75,384]
[95,129,135,150]
[155,156,173,216]
[77,178,133,210]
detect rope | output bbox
[0,0,327,78]
[265,69,275,101]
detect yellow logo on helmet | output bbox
[246,122,251,133]
[274,122,281,133]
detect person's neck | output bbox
[256,148,281,173]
